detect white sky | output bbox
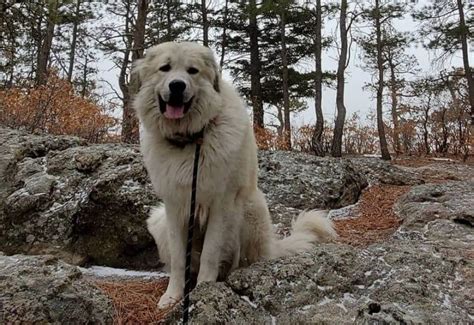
[94,0,466,128]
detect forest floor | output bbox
[93,156,471,324]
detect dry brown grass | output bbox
[95,278,176,324]
[334,185,410,247]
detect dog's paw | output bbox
[158,291,182,309]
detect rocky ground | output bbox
[0,127,472,324]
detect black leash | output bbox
[182,135,203,324]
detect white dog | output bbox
[133,42,337,308]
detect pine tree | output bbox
[331,0,359,157]
[413,0,474,125]
[359,1,406,160]
[383,29,418,156]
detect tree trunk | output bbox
[67,0,81,82]
[249,0,264,128]
[119,0,132,142]
[166,0,172,41]
[388,57,401,155]
[277,105,283,137]
[440,108,448,155]
[80,54,89,97]
[331,0,347,158]
[280,10,291,149]
[219,0,229,71]
[456,0,474,125]
[312,0,324,156]
[36,0,58,85]
[375,0,391,160]
[201,0,209,47]
[122,0,148,143]
[423,106,430,155]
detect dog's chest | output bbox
[145,143,228,201]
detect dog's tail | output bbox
[271,210,337,258]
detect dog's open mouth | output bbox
[158,95,193,120]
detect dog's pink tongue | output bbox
[164,104,185,119]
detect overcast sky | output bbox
[94,0,466,127]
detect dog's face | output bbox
[135,42,220,121]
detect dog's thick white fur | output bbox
[134,42,337,308]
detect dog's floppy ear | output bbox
[202,49,221,93]
[133,47,158,82]
[132,57,148,82]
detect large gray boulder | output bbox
[0,128,159,269]
[167,180,473,324]
[0,254,113,324]
[348,157,424,186]
[259,151,368,210]
[411,162,474,181]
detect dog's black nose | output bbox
[169,80,186,93]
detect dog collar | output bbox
[164,116,219,148]
[165,128,204,148]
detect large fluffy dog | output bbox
[133,42,336,307]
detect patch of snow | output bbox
[343,292,356,303]
[328,203,358,220]
[317,285,333,291]
[47,202,65,213]
[120,179,143,192]
[377,256,392,268]
[241,295,257,309]
[317,296,333,306]
[336,303,348,312]
[362,154,381,158]
[80,265,167,279]
[431,158,455,162]
[441,293,452,308]
[271,315,277,325]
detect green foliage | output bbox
[413,0,473,58]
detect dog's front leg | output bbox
[197,200,242,284]
[158,204,186,308]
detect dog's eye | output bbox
[159,64,171,72]
[187,67,199,75]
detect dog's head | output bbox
[134,42,221,127]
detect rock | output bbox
[395,181,474,230]
[172,181,473,324]
[0,127,159,269]
[349,157,424,186]
[0,254,113,324]
[258,151,368,211]
[411,163,474,181]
